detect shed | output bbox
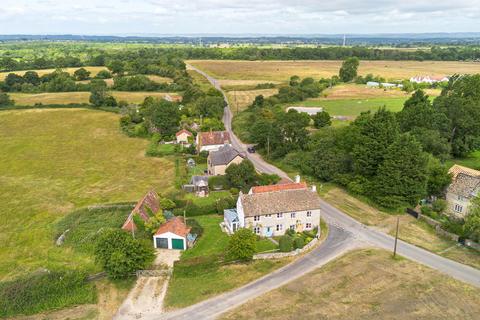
[153,217,191,250]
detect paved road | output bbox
[150,226,357,320]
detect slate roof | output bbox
[251,182,307,194]
[155,216,191,238]
[198,131,231,146]
[240,189,321,217]
[209,145,244,166]
[191,175,209,187]
[448,173,480,198]
[122,190,160,231]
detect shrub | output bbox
[95,229,155,279]
[420,205,438,219]
[226,228,257,261]
[293,237,305,249]
[209,175,228,190]
[0,270,96,317]
[432,199,447,213]
[187,218,204,237]
[279,235,293,252]
[230,187,239,195]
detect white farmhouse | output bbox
[224,182,321,237]
[446,165,480,218]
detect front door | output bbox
[232,222,238,232]
[171,238,185,250]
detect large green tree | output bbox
[225,228,257,261]
[0,93,14,107]
[74,68,91,81]
[142,98,180,136]
[351,108,399,178]
[225,160,257,191]
[339,57,360,82]
[373,134,429,208]
[95,229,155,279]
[434,75,480,157]
[312,111,332,128]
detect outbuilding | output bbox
[153,217,191,250]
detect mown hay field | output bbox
[226,88,278,112]
[0,66,108,80]
[9,91,176,105]
[0,109,175,280]
[187,60,480,81]
[222,249,480,320]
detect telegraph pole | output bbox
[393,216,400,258]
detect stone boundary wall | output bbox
[253,235,319,260]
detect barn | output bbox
[153,217,191,250]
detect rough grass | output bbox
[222,248,480,320]
[9,91,176,106]
[322,188,480,269]
[0,66,108,81]
[322,83,441,100]
[187,60,480,82]
[0,109,175,280]
[187,69,215,93]
[446,151,480,171]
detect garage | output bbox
[153,217,191,250]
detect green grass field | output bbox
[447,151,480,171]
[295,97,407,117]
[0,108,175,280]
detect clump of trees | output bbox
[225,160,280,192]
[0,93,14,107]
[339,57,359,82]
[95,229,155,279]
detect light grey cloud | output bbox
[0,0,478,34]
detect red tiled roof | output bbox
[251,182,308,194]
[198,131,231,146]
[449,164,480,180]
[155,217,191,237]
[122,190,160,231]
[176,129,193,137]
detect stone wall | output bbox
[253,233,320,260]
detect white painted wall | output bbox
[153,231,187,250]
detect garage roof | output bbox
[155,217,191,238]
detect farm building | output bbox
[196,131,231,152]
[176,129,193,144]
[122,190,159,232]
[207,145,245,175]
[153,217,191,250]
[410,75,449,84]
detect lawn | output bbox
[9,91,177,106]
[0,108,175,280]
[222,249,480,320]
[187,60,480,82]
[293,97,407,117]
[0,66,108,81]
[322,188,480,269]
[447,150,480,171]
[165,214,286,309]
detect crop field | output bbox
[187,60,480,81]
[222,249,480,320]
[226,88,278,112]
[9,91,177,105]
[0,66,108,80]
[0,108,175,280]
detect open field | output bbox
[187,60,480,81]
[0,66,108,80]
[322,83,441,100]
[222,249,480,320]
[322,188,480,269]
[9,91,177,105]
[447,151,480,171]
[296,97,407,117]
[0,109,175,280]
[226,88,278,112]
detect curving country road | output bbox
[150,65,480,319]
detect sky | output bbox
[0,0,479,35]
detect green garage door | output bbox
[171,238,184,250]
[155,238,168,249]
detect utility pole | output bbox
[267,136,270,159]
[393,216,400,258]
